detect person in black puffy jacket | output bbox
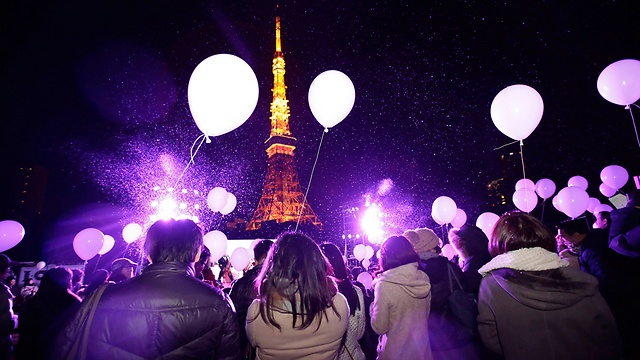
[53,219,240,360]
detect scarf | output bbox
[478,247,569,276]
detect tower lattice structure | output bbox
[246,17,322,231]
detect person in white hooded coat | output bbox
[370,235,433,360]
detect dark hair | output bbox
[490,212,556,257]
[320,243,360,316]
[254,232,339,330]
[198,246,211,265]
[71,269,84,283]
[596,211,611,223]
[556,218,589,237]
[379,235,420,271]
[449,225,490,259]
[144,219,203,263]
[81,269,109,297]
[39,267,73,294]
[253,239,274,262]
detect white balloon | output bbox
[73,228,104,261]
[98,235,115,255]
[490,84,544,141]
[35,261,46,270]
[556,186,589,219]
[594,204,614,213]
[122,223,143,244]
[597,59,640,106]
[599,183,617,198]
[188,54,259,137]
[451,209,467,228]
[364,246,374,260]
[535,178,556,200]
[357,272,373,290]
[515,178,536,191]
[441,244,456,261]
[220,194,237,215]
[587,198,601,213]
[432,196,457,224]
[512,188,539,213]
[0,220,26,253]
[203,230,228,262]
[230,247,251,271]
[476,212,500,240]
[353,244,367,261]
[567,176,589,191]
[362,258,371,269]
[207,187,229,212]
[308,70,356,129]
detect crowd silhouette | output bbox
[0,195,639,360]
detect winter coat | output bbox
[230,264,262,358]
[17,289,80,360]
[370,262,432,360]
[609,206,640,257]
[478,258,621,360]
[53,261,240,360]
[246,293,349,360]
[459,253,491,298]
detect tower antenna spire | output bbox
[275,16,281,53]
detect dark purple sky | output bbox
[2,1,639,261]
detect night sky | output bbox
[2,1,639,263]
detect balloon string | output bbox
[295,129,327,231]
[493,140,519,151]
[173,134,207,189]
[628,104,640,149]
[540,198,546,223]
[519,140,527,180]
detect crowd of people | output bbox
[0,191,638,360]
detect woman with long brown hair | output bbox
[246,232,349,360]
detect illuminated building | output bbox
[246,17,322,231]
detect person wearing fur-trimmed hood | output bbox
[477,212,621,360]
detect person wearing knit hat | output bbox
[403,228,440,259]
[402,230,478,358]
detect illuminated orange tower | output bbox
[246,17,322,231]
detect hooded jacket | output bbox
[370,262,432,360]
[53,262,240,360]
[478,249,621,360]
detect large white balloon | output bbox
[556,186,589,219]
[73,228,104,261]
[476,212,500,240]
[203,230,228,262]
[600,165,629,191]
[0,220,25,253]
[597,59,640,106]
[98,235,115,255]
[432,196,457,224]
[308,70,356,129]
[207,187,229,212]
[122,223,143,244]
[188,54,259,137]
[220,194,237,215]
[512,188,538,213]
[35,261,46,270]
[490,84,544,141]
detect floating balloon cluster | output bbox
[431,196,467,228]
